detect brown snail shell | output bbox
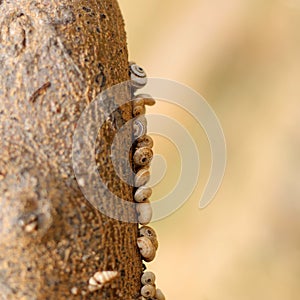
[134,186,152,203]
[139,226,158,250]
[136,201,152,225]
[141,271,156,286]
[135,93,156,106]
[155,288,166,300]
[137,236,156,262]
[133,104,146,117]
[134,168,150,187]
[141,284,156,298]
[133,147,153,167]
[129,63,147,90]
[136,135,154,149]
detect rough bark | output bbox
[0,1,142,299]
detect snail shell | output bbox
[155,288,166,300]
[135,93,156,106]
[136,135,153,149]
[93,271,118,284]
[141,271,156,286]
[133,104,146,117]
[136,201,152,225]
[139,226,158,250]
[133,116,147,137]
[129,63,147,90]
[134,186,152,203]
[141,284,156,299]
[133,147,153,167]
[134,168,150,187]
[137,236,156,262]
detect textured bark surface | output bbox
[0,1,142,299]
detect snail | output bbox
[136,201,152,225]
[133,94,155,117]
[155,288,166,300]
[134,168,150,187]
[129,63,147,90]
[133,147,153,167]
[141,271,156,286]
[133,104,146,117]
[141,284,156,299]
[136,135,154,149]
[134,186,152,203]
[134,94,156,107]
[137,236,156,262]
[139,226,158,250]
[133,116,147,138]
[88,271,118,292]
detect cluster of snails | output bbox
[130,63,166,300]
[139,271,165,300]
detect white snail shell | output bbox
[139,226,158,250]
[141,271,156,286]
[141,284,156,299]
[135,93,156,106]
[133,116,147,137]
[155,288,166,300]
[133,147,153,167]
[129,63,147,89]
[136,201,152,225]
[134,168,150,187]
[93,271,118,284]
[137,236,156,262]
[134,186,152,203]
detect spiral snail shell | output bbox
[141,284,156,298]
[88,270,118,292]
[133,104,146,117]
[133,147,153,167]
[139,226,158,250]
[133,116,147,137]
[136,135,154,149]
[137,236,156,262]
[141,271,156,286]
[129,63,147,90]
[134,186,152,203]
[155,288,166,300]
[134,168,150,187]
[93,271,118,284]
[136,201,152,225]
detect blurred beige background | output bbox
[119,0,300,299]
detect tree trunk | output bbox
[0,1,142,299]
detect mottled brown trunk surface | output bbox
[0,1,142,299]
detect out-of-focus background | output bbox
[119,1,300,299]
